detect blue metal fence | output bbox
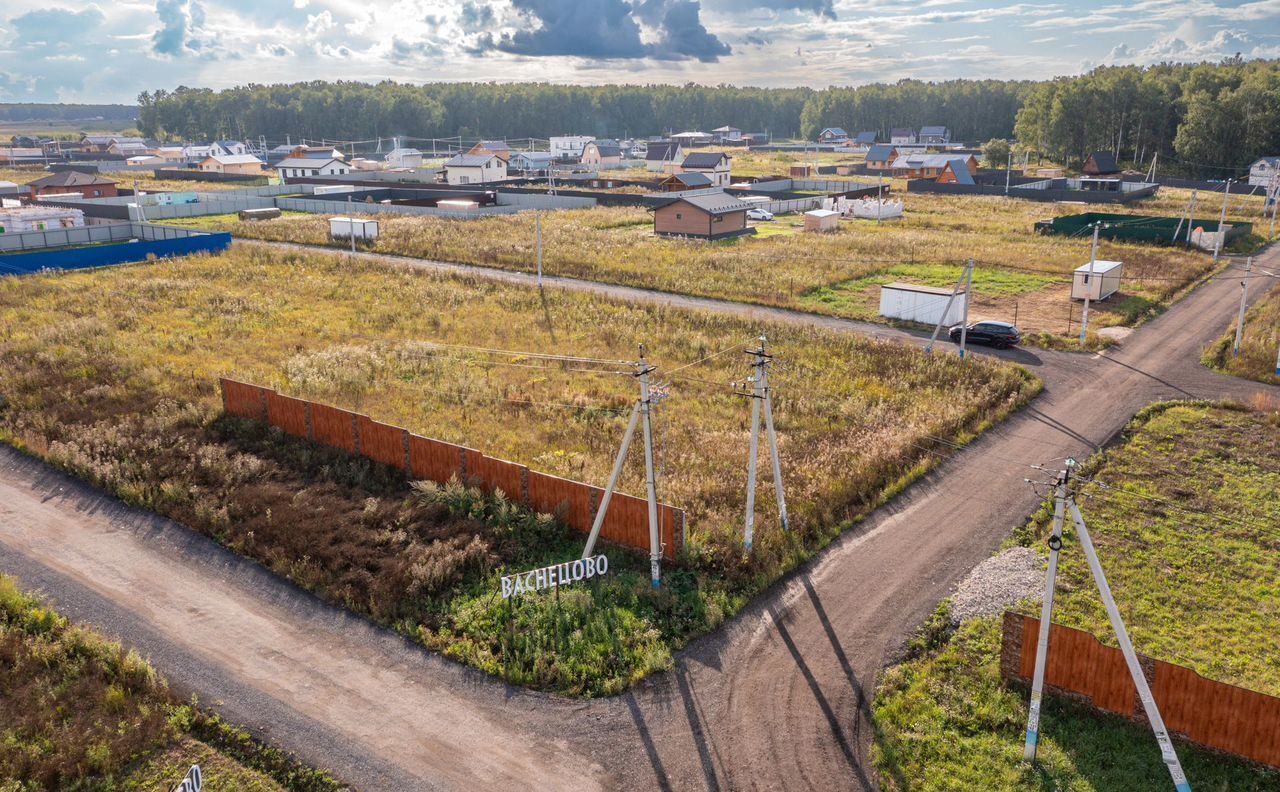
[0,232,232,276]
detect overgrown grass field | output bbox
[873,402,1280,789]
[1203,280,1280,385]
[165,187,1221,344]
[0,574,342,791]
[0,245,1037,695]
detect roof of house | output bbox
[1086,151,1119,173]
[646,141,682,161]
[387,147,422,157]
[893,153,972,169]
[682,152,729,169]
[204,154,263,166]
[653,189,753,215]
[512,151,556,164]
[275,157,346,169]
[920,126,949,137]
[111,141,149,150]
[820,127,848,137]
[670,131,712,139]
[214,140,242,149]
[298,147,344,159]
[474,140,510,151]
[1251,156,1280,167]
[445,154,502,167]
[943,159,976,184]
[712,126,740,133]
[27,170,116,188]
[890,127,914,137]
[83,135,144,145]
[866,144,898,161]
[663,172,713,187]
[854,131,877,144]
[587,144,623,158]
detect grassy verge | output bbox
[0,244,1038,695]
[160,187,1215,344]
[0,574,344,792]
[873,401,1280,788]
[1202,280,1280,385]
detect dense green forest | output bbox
[130,59,1280,177]
[136,82,813,144]
[798,79,1032,145]
[1013,58,1280,176]
[0,103,136,123]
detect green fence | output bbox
[1035,212,1252,245]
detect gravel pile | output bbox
[949,546,1045,625]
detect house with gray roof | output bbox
[680,151,732,187]
[444,153,507,184]
[919,126,950,145]
[645,140,684,171]
[819,127,849,144]
[650,189,755,240]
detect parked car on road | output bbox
[948,321,1021,348]
[746,207,774,221]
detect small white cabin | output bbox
[1072,260,1122,301]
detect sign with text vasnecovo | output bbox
[501,555,609,598]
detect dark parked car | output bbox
[948,321,1021,348]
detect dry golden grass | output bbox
[171,185,1216,341]
[0,244,1038,692]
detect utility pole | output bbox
[1023,467,1069,762]
[1268,174,1278,240]
[1022,462,1193,790]
[1079,223,1100,348]
[742,337,788,553]
[1186,190,1197,247]
[1213,180,1231,263]
[1233,257,1252,357]
[1005,150,1012,195]
[347,195,356,257]
[638,348,663,588]
[958,259,974,359]
[579,348,666,589]
[1146,151,1158,184]
[535,211,543,288]
[1066,499,1191,791]
[926,259,973,353]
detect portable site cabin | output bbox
[804,209,840,233]
[879,282,967,326]
[1071,260,1122,301]
[329,217,379,241]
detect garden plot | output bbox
[0,244,1036,695]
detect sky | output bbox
[0,0,1278,104]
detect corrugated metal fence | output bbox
[1000,612,1280,768]
[220,378,685,560]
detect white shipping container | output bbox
[329,216,379,241]
[879,282,968,326]
[1071,259,1122,301]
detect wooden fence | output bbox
[1000,611,1280,768]
[220,378,685,560]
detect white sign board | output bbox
[501,555,608,598]
[173,764,202,792]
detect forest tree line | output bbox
[134,58,1280,177]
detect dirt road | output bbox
[1,247,1276,791]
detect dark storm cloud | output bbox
[486,0,730,62]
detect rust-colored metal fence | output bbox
[220,378,685,560]
[1001,611,1280,768]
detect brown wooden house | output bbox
[26,170,118,200]
[650,190,755,240]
